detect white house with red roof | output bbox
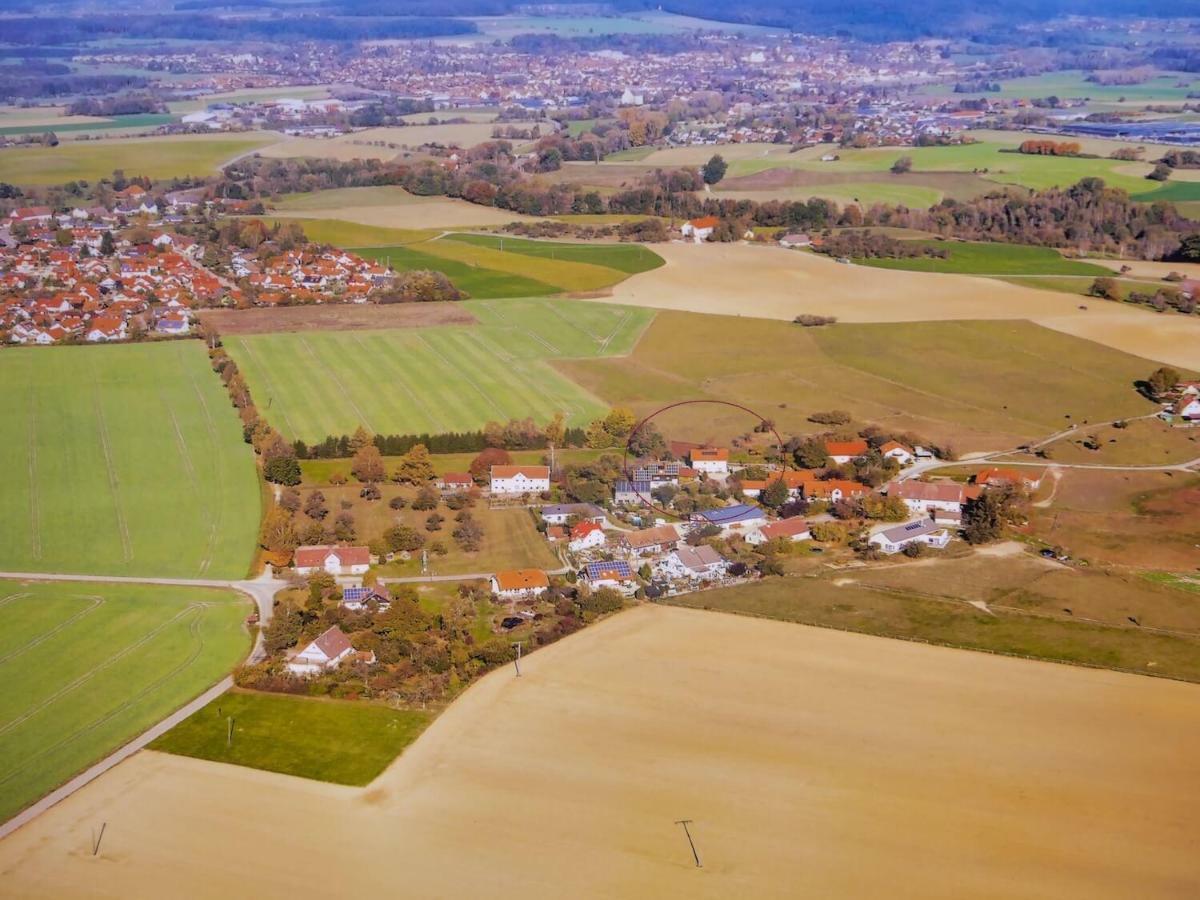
[746,517,811,545]
[886,480,968,514]
[293,544,371,576]
[825,439,869,464]
[681,215,718,243]
[490,465,550,495]
[286,625,370,676]
[689,447,729,475]
[879,440,915,465]
[568,521,606,552]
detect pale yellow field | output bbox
[267,185,536,228]
[0,105,109,128]
[605,242,1200,370]
[258,123,508,161]
[1,605,1198,899]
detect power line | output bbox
[675,819,701,868]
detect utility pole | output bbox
[92,822,107,857]
[511,640,523,677]
[675,819,701,868]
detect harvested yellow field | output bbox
[258,123,507,161]
[419,236,625,291]
[1089,258,1200,280]
[1,605,1197,898]
[0,105,109,128]
[607,242,1200,370]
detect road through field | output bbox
[2,605,1197,898]
[605,242,1200,371]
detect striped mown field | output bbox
[0,343,261,578]
[0,581,250,823]
[225,298,654,443]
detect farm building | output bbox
[779,233,812,248]
[879,441,915,465]
[869,519,951,555]
[689,447,729,475]
[739,469,816,499]
[294,545,371,577]
[436,472,474,493]
[631,459,683,484]
[973,467,1045,491]
[619,524,680,557]
[803,480,870,503]
[886,480,969,514]
[490,465,550,495]
[614,480,653,506]
[746,517,811,545]
[1164,395,1200,422]
[490,568,550,600]
[694,503,768,535]
[286,626,372,676]
[825,439,869,464]
[681,216,719,243]
[540,503,606,525]
[568,521,607,552]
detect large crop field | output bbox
[0,133,277,185]
[5,605,1198,897]
[0,580,250,823]
[353,244,558,298]
[224,298,654,442]
[267,186,534,229]
[443,233,665,275]
[854,240,1113,276]
[922,69,1199,105]
[559,311,1164,452]
[0,343,261,579]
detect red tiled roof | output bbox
[758,517,810,540]
[310,625,353,660]
[825,439,869,457]
[491,465,549,479]
[493,569,549,591]
[294,544,370,568]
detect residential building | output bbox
[286,626,372,676]
[825,439,869,464]
[803,479,870,503]
[490,465,550,495]
[879,440,915,465]
[568,521,607,552]
[746,517,811,545]
[540,503,606,525]
[973,467,1045,491]
[693,503,768,535]
[490,568,550,600]
[619,524,680,556]
[681,216,719,243]
[340,586,392,612]
[660,544,728,581]
[869,518,951,554]
[583,560,638,592]
[293,544,371,576]
[436,472,474,493]
[886,480,967,514]
[689,447,729,475]
[614,479,652,506]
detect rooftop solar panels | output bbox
[585,560,634,580]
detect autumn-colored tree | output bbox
[393,443,434,484]
[349,426,374,454]
[469,447,512,483]
[351,444,385,483]
[261,507,298,554]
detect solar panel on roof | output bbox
[343,586,371,602]
[585,560,633,579]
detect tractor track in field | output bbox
[352,335,448,432]
[299,335,377,433]
[596,309,633,355]
[415,333,509,419]
[0,605,200,739]
[26,385,41,563]
[0,594,105,668]
[0,592,30,611]
[90,368,133,564]
[479,302,563,355]
[182,351,224,578]
[0,607,210,791]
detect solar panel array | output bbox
[585,560,633,580]
[342,586,372,602]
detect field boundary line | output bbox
[0,594,105,667]
[298,335,377,432]
[25,372,41,563]
[0,607,211,791]
[0,604,199,737]
[351,334,449,432]
[90,367,133,564]
[414,333,509,419]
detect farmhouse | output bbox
[779,233,812,248]
[879,440,915,465]
[974,467,1045,491]
[490,568,550,600]
[694,503,768,535]
[825,439,869,464]
[1165,395,1200,422]
[619,524,680,556]
[583,560,638,592]
[286,626,372,676]
[739,469,816,498]
[804,479,870,503]
[568,521,607,552]
[886,480,967,514]
[660,544,728,581]
[869,519,951,555]
[681,216,719,243]
[689,447,729,475]
[614,480,652,506]
[490,465,550,495]
[437,472,474,493]
[540,503,606,525]
[746,517,811,545]
[294,545,371,576]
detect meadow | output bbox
[854,240,1113,276]
[258,124,510,162]
[268,186,533,229]
[922,69,1199,105]
[150,690,429,785]
[443,233,666,275]
[0,580,250,823]
[0,132,277,185]
[224,298,654,443]
[0,343,261,579]
[559,311,1163,452]
[352,244,558,298]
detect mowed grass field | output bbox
[0,133,277,185]
[224,298,654,443]
[151,691,429,785]
[0,343,261,578]
[353,244,558,298]
[443,233,665,275]
[854,240,1113,276]
[560,312,1163,451]
[0,581,250,822]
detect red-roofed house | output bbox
[286,625,371,676]
[886,480,966,513]
[804,479,870,503]
[681,216,719,243]
[689,447,729,475]
[879,440,915,465]
[294,544,371,576]
[825,439,869,464]
[568,521,606,552]
[490,568,550,600]
[746,517,811,545]
[437,472,474,493]
[490,465,550,495]
[974,468,1045,491]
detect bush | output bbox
[377,269,464,303]
[809,410,852,425]
[794,314,837,327]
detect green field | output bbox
[352,244,558,298]
[923,69,1199,104]
[0,343,261,578]
[0,113,177,137]
[560,313,1163,452]
[0,133,277,185]
[855,241,1113,276]
[0,581,250,822]
[150,690,429,785]
[224,298,654,443]
[443,233,665,275]
[257,216,442,248]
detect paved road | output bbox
[0,675,233,842]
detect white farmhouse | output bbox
[490,465,550,495]
[293,544,371,576]
[869,519,951,555]
[689,447,729,475]
[286,626,368,676]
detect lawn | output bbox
[150,690,429,785]
[443,233,665,275]
[352,244,558,298]
[670,556,1200,682]
[854,241,1113,276]
[0,133,277,185]
[224,298,653,443]
[559,313,1164,452]
[0,343,261,578]
[0,581,250,822]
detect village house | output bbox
[886,480,969,514]
[340,586,392,613]
[778,233,812,248]
[879,440,915,465]
[546,525,568,543]
[490,465,550,495]
[739,469,816,499]
[693,503,768,536]
[436,472,474,493]
[825,439,869,464]
[619,524,680,557]
[689,447,729,475]
[869,518,952,555]
[293,544,371,576]
[568,521,607,552]
[973,467,1045,492]
[490,568,550,601]
[659,544,728,581]
[804,479,870,503]
[681,215,719,243]
[614,479,652,506]
[583,560,638,593]
[1164,393,1200,422]
[540,503,606,526]
[746,517,811,545]
[286,625,373,676]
